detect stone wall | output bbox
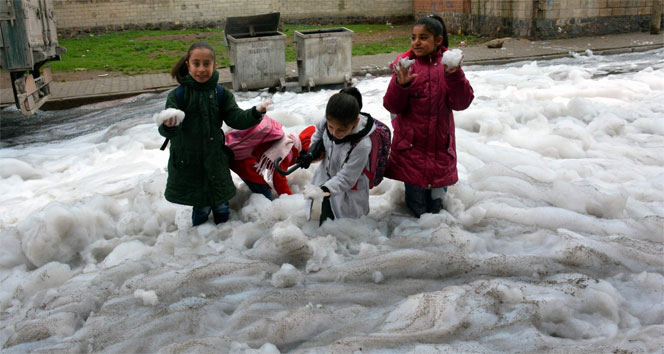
[413,0,664,38]
[53,0,412,36]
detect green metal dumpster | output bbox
[294,27,354,90]
[224,13,286,91]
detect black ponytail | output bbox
[415,14,449,50]
[339,86,363,110]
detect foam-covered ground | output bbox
[1,49,663,353]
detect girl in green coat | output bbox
[157,42,271,226]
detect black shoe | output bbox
[430,198,444,214]
[405,184,428,218]
[213,212,229,224]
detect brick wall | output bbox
[413,0,664,38]
[53,0,412,36]
[533,0,663,37]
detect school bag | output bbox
[159,84,225,151]
[343,114,391,189]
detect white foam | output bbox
[152,108,185,126]
[0,49,663,353]
[442,48,464,68]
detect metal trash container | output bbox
[224,12,286,91]
[1,0,66,115]
[294,27,354,90]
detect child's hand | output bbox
[296,151,314,169]
[163,117,179,127]
[442,49,464,74]
[256,99,274,113]
[153,108,185,127]
[444,65,460,74]
[396,66,417,86]
[303,184,330,200]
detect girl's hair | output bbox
[326,91,360,126]
[170,42,216,83]
[414,14,449,50]
[339,87,363,110]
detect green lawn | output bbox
[49,24,480,75]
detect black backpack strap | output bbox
[342,115,375,164]
[159,138,170,151]
[216,84,224,109]
[175,84,185,109]
[160,85,186,151]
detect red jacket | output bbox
[383,48,474,188]
[229,126,315,196]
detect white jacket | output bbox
[309,114,375,219]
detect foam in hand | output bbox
[153,108,185,127]
[442,49,464,68]
[395,57,415,71]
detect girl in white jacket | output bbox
[304,88,376,225]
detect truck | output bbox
[1,0,65,115]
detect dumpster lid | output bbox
[225,12,281,40]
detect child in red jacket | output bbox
[383,15,474,217]
[227,120,315,199]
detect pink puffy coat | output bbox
[383,48,474,188]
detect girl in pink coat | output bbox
[383,15,474,217]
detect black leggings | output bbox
[404,183,446,217]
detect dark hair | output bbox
[414,14,449,50]
[326,92,360,126]
[170,42,216,84]
[339,86,362,110]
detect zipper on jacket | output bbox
[325,142,334,179]
[427,53,436,185]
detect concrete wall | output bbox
[53,0,412,36]
[413,0,664,38]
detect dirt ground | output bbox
[1,26,412,83]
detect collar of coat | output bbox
[325,112,374,144]
[182,70,220,90]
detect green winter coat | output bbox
[158,71,262,207]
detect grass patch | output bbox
[49,25,480,75]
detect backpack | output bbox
[343,114,391,189]
[159,84,225,150]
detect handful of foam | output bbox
[153,108,185,127]
[442,49,464,68]
[394,57,415,71]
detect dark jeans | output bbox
[192,202,230,226]
[243,179,272,200]
[404,183,447,218]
